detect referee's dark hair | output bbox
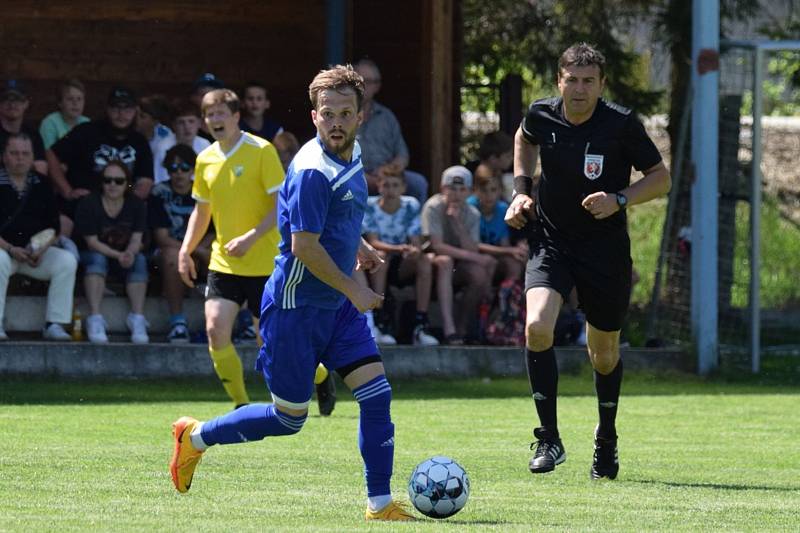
[558,43,606,79]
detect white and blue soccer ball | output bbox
[407,455,470,519]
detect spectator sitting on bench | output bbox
[474,130,514,202]
[0,132,77,341]
[39,78,90,150]
[150,144,213,343]
[272,130,300,172]
[467,173,527,284]
[75,160,149,344]
[360,173,439,346]
[421,165,496,344]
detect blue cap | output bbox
[192,73,224,91]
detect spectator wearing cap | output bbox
[136,95,175,184]
[0,132,77,341]
[189,73,224,142]
[421,165,497,344]
[0,80,48,175]
[47,86,154,235]
[39,79,90,150]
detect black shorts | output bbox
[206,270,268,318]
[386,255,413,288]
[525,225,632,332]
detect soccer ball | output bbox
[407,456,470,519]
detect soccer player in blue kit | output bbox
[169,64,413,521]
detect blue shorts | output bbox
[256,297,379,409]
[80,250,148,284]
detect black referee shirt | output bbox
[521,97,661,240]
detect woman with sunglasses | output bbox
[74,160,149,343]
[150,144,212,343]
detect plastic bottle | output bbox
[71,308,83,341]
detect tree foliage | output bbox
[463,0,661,114]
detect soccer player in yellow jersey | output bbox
[178,89,282,407]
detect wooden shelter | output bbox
[0,0,461,187]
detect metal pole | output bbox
[750,47,764,373]
[325,0,346,66]
[691,0,719,374]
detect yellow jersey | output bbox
[193,132,284,276]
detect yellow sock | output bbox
[314,363,329,385]
[209,344,250,406]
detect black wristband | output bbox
[512,175,533,198]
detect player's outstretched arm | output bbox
[293,232,384,312]
[582,161,671,220]
[178,203,212,287]
[506,127,539,229]
[619,161,671,207]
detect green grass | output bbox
[627,195,800,309]
[2,373,799,532]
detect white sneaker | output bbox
[369,322,396,345]
[0,327,7,341]
[126,313,149,344]
[412,325,439,346]
[86,314,108,343]
[43,323,72,341]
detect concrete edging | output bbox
[0,342,692,378]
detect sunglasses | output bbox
[167,162,192,173]
[103,177,127,185]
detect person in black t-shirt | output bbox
[505,43,671,480]
[74,160,149,345]
[150,144,212,343]
[47,86,154,230]
[0,133,77,341]
[0,80,48,175]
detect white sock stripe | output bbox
[353,378,390,399]
[354,381,391,402]
[276,411,307,430]
[271,392,311,410]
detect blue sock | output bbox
[200,403,306,446]
[354,375,394,497]
[169,313,187,325]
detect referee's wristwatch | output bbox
[615,192,628,210]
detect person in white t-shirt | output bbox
[360,173,440,346]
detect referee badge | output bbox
[584,154,604,180]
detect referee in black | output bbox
[505,43,671,479]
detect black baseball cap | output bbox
[108,86,137,107]
[0,79,27,101]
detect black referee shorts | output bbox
[206,270,269,318]
[525,225,632,332]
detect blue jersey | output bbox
[264,137,367,310]
[467,196,509,245]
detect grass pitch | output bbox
[2,369,799,532]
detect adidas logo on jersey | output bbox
[341,189,354,201]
